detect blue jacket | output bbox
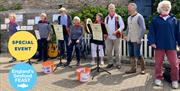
[148,15,180,50]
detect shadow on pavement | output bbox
[52,79,85,88]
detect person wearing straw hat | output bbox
[65,16,83,66]
[36,13,51,62]
[58,7,72,59]
[124,3,146,74]
[148,1,180,89]
[8,13,18,63]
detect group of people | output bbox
[7,0,180,89]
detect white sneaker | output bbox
[100,60,104,65]
[91,61,95,65]
[155,79,162,86]
[172,81,179,89]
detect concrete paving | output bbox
[0,54,180,91]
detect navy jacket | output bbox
[148,15,180,50]
[9,22,18,35]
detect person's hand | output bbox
[66,27,70,34]
[104,34,108,40]
[124,36,128,41]
[151,44,156,48]
[68,40,72,46]
[76,40,80,43]
[177,46,180,51]
[47,35,51,41]
[137,37,142,44]
[113,31,117,35]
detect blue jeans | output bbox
[66,39,81,64]
[128,42,141,58]
[58,35,69,57]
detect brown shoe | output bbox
[139,57,146,74]
[125,57,137,74]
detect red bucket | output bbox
[42,61,54,74]
[76,67,91,82]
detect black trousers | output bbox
[66,39,81,64]
[38,38,48,61]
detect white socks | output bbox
[91,57,104,65]
[100,57,104,65]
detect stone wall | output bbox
[1,0,128,10]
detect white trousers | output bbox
[91,43,104,57]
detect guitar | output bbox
[48,42,59,58]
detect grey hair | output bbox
[73,16,81,23]
[157,0,171,13]
[129,3,137,10]
[108,3,116,9]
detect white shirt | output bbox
[105,14,125,40]
[162,15,170,21]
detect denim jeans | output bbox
[128,41,141,58]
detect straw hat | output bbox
[58,7,67,13]
[40,13,47,17]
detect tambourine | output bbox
[116,31,121,38]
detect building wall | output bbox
[134,0,152,18]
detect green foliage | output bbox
[116,6,129,26]
[0,3,22,12]
[9,3,23,10]
[70,6,128,28]
[176,13,180,19]
[0,7,7,11]
[70,6,108,22]
[14,3,23,10]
